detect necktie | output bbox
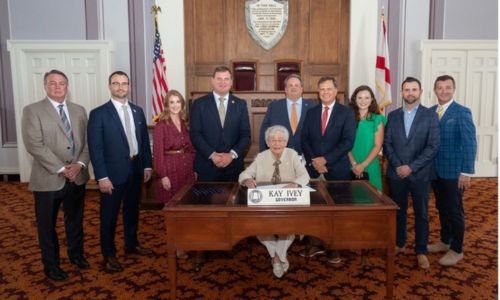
[122,105,136,156]
[218,97,226,126]
[437,106,444,120]
[58,104,74,154]
[271,160,281,184]
[290,103,298,134]
[321,106,329,135]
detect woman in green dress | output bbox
[348,85,387,191]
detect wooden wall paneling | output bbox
[184,0,349,98]
[194,0,225,64]
[339,0,350,98]
[308,0,340,64]
[184,0,195,98]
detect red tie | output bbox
[321,106,329,135]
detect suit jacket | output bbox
[22,98,90,191]
[431,101,476,179]
[87,100,152,185]
[383,105,440,182]
[259,98,317,155]
[238,148,310,187]
[189,92,251,176]
[301,101,356,180]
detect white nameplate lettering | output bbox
[247,188,310,206]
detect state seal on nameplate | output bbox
[245,0,288,50]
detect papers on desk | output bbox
[257,184,316,192]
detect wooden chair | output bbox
[275,60,302,90]
[232,61,258,91]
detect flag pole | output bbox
[151,5,169,123]
[375,6,392,112]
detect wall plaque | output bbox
[245,0,288,50]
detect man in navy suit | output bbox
[302,76,356,180]
[383,77,440,269]
[190,66,251,182]
[88,71,153,272]
[301,76,356,262]
[428,75,477,266]
[259,74,317,155]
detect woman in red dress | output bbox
[153,90,196,206]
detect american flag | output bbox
[375,7,392,110]
[152,15,168,119]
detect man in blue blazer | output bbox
[302,76,356,180]
[259,74,317,155]
[428,75,477,266]
[190,66,251,182]
[383,77,440,269]
[88,71,153,273]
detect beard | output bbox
[111,90,128,100]
[403,96,419,105]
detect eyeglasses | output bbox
[111,82,129,87]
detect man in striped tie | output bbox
[21,70,90,281]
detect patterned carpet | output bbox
[0,179,497,299]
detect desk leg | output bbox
[168,250,177,299]
[386,247,394,299]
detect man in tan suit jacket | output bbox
[21,69,90,281]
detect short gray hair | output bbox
[265,125,289,143]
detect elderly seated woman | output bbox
[238,125,310,278]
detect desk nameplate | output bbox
[247,187,310,206]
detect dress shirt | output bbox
[321,100,335,126]
[213,91,229,111]
[286,98,303,123]
[436,99,454,115]
[111,98,138,156]
[403,104,419,138]
[210,91,238,159]
[48,97,86,172]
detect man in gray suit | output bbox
[22,69,90,281]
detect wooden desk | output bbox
[164,181,397,299]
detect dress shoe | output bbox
[417,254,430,269]
[70,256,90,269]
[428,241,450,253]
[299,246,325,258]
[272,261,284,278]
[327,250,342,264]
[125,245,153,256]
[281,258,290,273]
[395,246,406,255]
[438,250,463,266]
[103,257,124,272]
[44,265,68,281]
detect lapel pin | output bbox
[231,100,235,104]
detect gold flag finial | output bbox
[151,5,162,15]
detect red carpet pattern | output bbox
[0,179,497,299]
